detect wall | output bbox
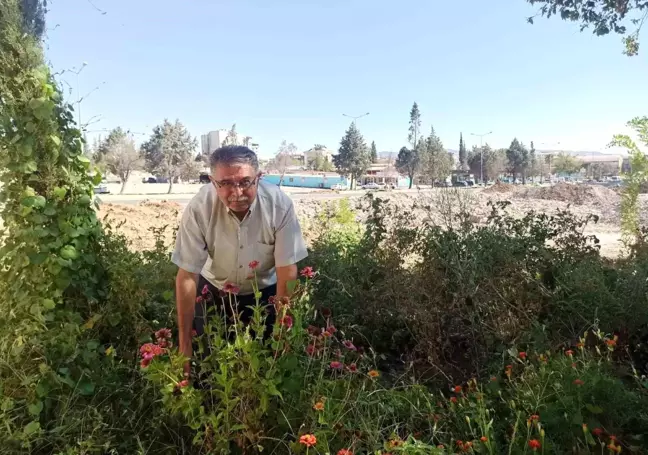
[262,173,347,189]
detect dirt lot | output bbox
[97,184,638,258]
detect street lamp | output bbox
[71,62,88,127]
[342,112,370,124]
[471,131,492,184]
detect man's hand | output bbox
[176,268,198,377]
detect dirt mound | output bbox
[516,183,619,206]
[483,181,515,194]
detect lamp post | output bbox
[342,112,370,125]
[471,131,492,184]
[72,62,88,127]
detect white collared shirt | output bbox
[171,180,308,295]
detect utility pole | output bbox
[471,131,492,184]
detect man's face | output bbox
[210,163,260,214]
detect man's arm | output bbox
[176,268,198,365]
[276,264,298,297]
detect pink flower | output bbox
[201,284,209,295]
[140,343,164,357]
[305,344,317,356]
[280,314,293,329]
[348,363,358,373]
[327,325,337,334]
[140,358,152,368]
[191,329,198,337]
[222,282,240,295]
[195,296,203,304]
[249,260,260,270]
[177,379,189,388]
[343,340,357,351]
[300,266,315,278]
[330,361,344,370]
[155,328,172,340]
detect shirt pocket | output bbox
[255,242,275,272]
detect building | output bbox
[537,150,623,177]
[262,172,347,189]
[200,130,258,156]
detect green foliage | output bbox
[333,122,371,189]
[370,140,378,163]
[458,132,468,171]
[420,126,453,184]
[395,147,419,189]
[552,151,584,175]
[141,119,199,193]
[506,138,531,182]
[526,0,648,56]
[408,102,421,149]
[468,144,506,183]
[19,0,47,40]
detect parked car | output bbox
[452,181,469,187]
[142,177,157,183]
[331,183,348,191]
[93,184,110,194]
[362,182,384,190]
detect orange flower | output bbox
[337,450,353,455]
[453,385,462,393]
[528,439,541,451]
[313,401,325,411]
[368,370,380,378]
[577,342,585,348]
[607,442,621,453]
[573,378,584,386]
[450,396,458,403]
[605,337,617,347]
[299,434,317,447]
[480,436,488,442]
[530,414,540,422]
[565,349,574,357]
[519,351,527,360]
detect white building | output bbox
[201,130,258,156]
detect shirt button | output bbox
[240,245,243,249]
[239,265,243,269]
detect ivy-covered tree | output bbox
[333,122,370,189]
[141,119,198,193]
[395,146,419,189]
[370,140,378,163]
[526,0,647,56]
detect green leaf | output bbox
[86,340,100,350]
[50,135,61,147]
[287,279,299,295]
[92,172,103,185]
[25,122,36,133]
[33,195,46,208]
[162,290,174,301]
[29,252,48,265]
[23,421,40,436]
[42,299,56,310]
[78,155,91,168]
[78,377,95,396]
[60,245,79,260]
[28,401,43,416]
[585,404,604,414]
[53,187,67,200]
[21,196,37,207]
[107,312,121,326]
[24,160,37,173]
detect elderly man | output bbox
[172,145,308,368]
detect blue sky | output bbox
[45,0,648,158]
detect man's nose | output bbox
[232,185,244,196]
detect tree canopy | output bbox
[395,147,419,189]
[408,102,421,149]
[552,152,584,175]
[334,122,370,189]
[506,138,531,183]
[370,141,378,163]
[458,133,468,171]
[420,126,453,184]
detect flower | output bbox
[607,442,621,453]
[609,435,617,442]
[300,266,315,278]
[327,325,337,334]
[322,330,332,338]
[450,396,458,403]
[348,363,358,373]
[195,296,203,304]
[140,343,164,357]
[343,340,357,351]
[337,450,353,455]
[155,328,172,340]
[313,401,325,411]
[480,436,488,442]
[140,358,151,368]
[330,361,344,370]
[592,427,604,437]
[519,351,527,360]
[605,337,618,347]
[573,378,584,386]
[280,314,293,329]
[453,385,462,393]
[177,379,189,388]
[222,282,240,295]
[577,342,585,348]
[437,445,444,449]
[307,325,320,336]
[305,344,317,356]
[565,349,574,357]
[191,329,198,337]
[249,260,259,270]
[201,284,209,295]
[528,439,541,451]
[367,369,380,378]
[490,376,497,382]
[572,362,577,368]
[299,434,317,447]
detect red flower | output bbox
[280,314,293,329]
[573,379,584,386]
[450,396,458,403]
[155,328,172,340]
[330,361,344,370]
[490,376,497,382]
[592,427,604,437]
[565,349,574,357]
[348,363,358,373]
[195,296,203,304]
[519,351,527,360]
[322,330,332,338]
[609,435,617,442]
[528,439,541,451]
[605,338,617,347]
[300,266,315,278]
[177,379,189,388]
[337,450,353,455]
[140,343,164,357]
[453,385,462,393]
[222,282,240,295]
[299,434,317,447]
[327,325,337,334]
[249,260,260,270]
[571,362,577,368]
[191,329,198,337]
[305,344,317,356]
[343,340,357,351]
[530,414,540,422]
[480,436,488,442]
[201,284,209,295]
[321,307,332,318]
[456,440,463,447]
[140,358,152,368]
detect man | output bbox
[172,145,308,372]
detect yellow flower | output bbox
[368,370,380,379]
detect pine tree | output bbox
[333,122,370,189]
[506,138,530,183]
[408,102,421,149]
[421,126,453,185]
[370,141,378,163]
[395,147,419,189]
[459,133,468,171]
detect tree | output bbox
[528,141,538,181]
[275,140,299,185]
[103,133,143,194]
[333,122,370,189]
[552,152,583,175]
[370,141,378,163]
[395,147,419,189]
[458,133,468,171]
[222,123,239,146]
[19,0,47,40]
[141,119,198,194]
[408,102,422,149]
[308,151,334,172]
[526,0,648,56]
[93,127,128,165]
[421,126,453,185]
[468,144,507,183]
[506,138,531,183]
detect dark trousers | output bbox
[193,276,277,341]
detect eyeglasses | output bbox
[213,176,259,190]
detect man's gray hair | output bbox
[209,145,259,172]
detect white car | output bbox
[362,182,383,190]
[93,184,110,194]
[331,183,348,191]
